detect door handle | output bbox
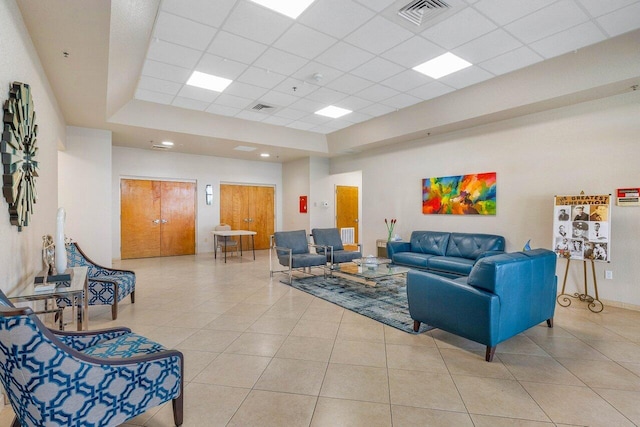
[355,219,359,223]
[152,219,160,224]
[161,219,168,224]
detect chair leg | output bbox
[413,320,420,332]
[11,416,21,427]
[546,318,553,328]
[485,346,496,362]
[111,300,118,321]
[172,393,184,426]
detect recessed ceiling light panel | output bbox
[413,52,472,79]
[260,153,270,158]
[234,145,257,152]
[250,0,316,19]
[315,105,352,119]
[186,71,232,92]
[161,141,174,146]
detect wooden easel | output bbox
[556,255,603,313]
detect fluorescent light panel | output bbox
[161,141,174,146]
[260,153,270,158]
[315,105,352,119]
[250,0,316,19]
[234,145,257,152]
[186,71,232,92]
[413,52,472,79]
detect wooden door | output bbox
[121,179,196,259]
[160,181,196,256]
[220,184,275,250]
[336,185,359,244]
[121,180,161,259]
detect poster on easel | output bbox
[553,194,611,262]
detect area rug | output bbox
[289,274,432,334]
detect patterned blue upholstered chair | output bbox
[311,228,362,269]
[270,230,327,284]
[0,290,183,426]
[57,242,135,320]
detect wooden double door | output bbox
[220,184,274,250]
[121,179,196,259]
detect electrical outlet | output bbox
[605,270,613,280]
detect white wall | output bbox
[0,0,66,294]
[111,147,282,259]
[282,158,310,232]
[58,127,112,265]
[332,91,640,308]
[309,157,332,228]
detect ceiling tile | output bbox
[207,31,268,65]
[290,97,327,113]
[223,1,293,44]
[224,81,269,100]
[453,29,522,63]
[353,0,396,13]
[305,87,348,104]
[337,95,373,111]
[147,40,203,69]
[351,57,404,82]
[215,93,254,109]
[237,67,287,89]
[300,113,332,125]
[438,65,494,89]
[154,12,217,51]
[138,76,182,95]
[596,2,640,36]
[196,54,248,79]
[381,93,423,109]
[530,21,606,59]
[292,62,344,85]
[261,115,294,126]
[421,7,497,50]
[135,89,174,105]
[381,69,432,92]
[259,90,300,107]
[253,48,308,76]
[359,103,396,117]
[314,42,375,72]
[299,0,375,38]
[326,74,374,94]
[177,85,220,103]
[205,104,241,117]
[576,0,639,17]
[274,107,309,120]
[381,36,446,68]
[479,46,543,76]
[411,81,455,101]
[142,60,192,84]
[273,24,337,59]
[172,97,210,111]
[345,16,414,54]
[357,84,400,102]
[274,78,320,97]
[160,0,236,28]
[505,0,590,44]
[473,0,556,26]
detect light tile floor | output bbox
[2,251,640,426]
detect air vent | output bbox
[398,0,450,26]
[251,103,275,111]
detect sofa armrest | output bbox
[475,250,505,262]
[387,241,410,259]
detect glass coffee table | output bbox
[334,257,410,286]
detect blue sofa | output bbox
[387,231,505,278]
[407,249,557,361]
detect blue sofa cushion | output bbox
[427,256,475,276]
[279,253,327,268]
[331,250,362,264]
[410,231,450,256]
[393,252,434,269]
[445,233,506,260]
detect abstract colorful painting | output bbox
[422,172,496,215]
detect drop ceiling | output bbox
[16,0,640,162]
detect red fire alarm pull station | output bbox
[299,196,308,213]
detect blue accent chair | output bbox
[311,228,362,269]
[270,230,327,284]
[407,249,557,361]
[57,242,135,320]
[0,290,183,426]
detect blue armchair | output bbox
[407,249,557,361]
[57,242,135,320]
[311,228,362,269]
[0,290,183,426]
[270,230,327,284]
